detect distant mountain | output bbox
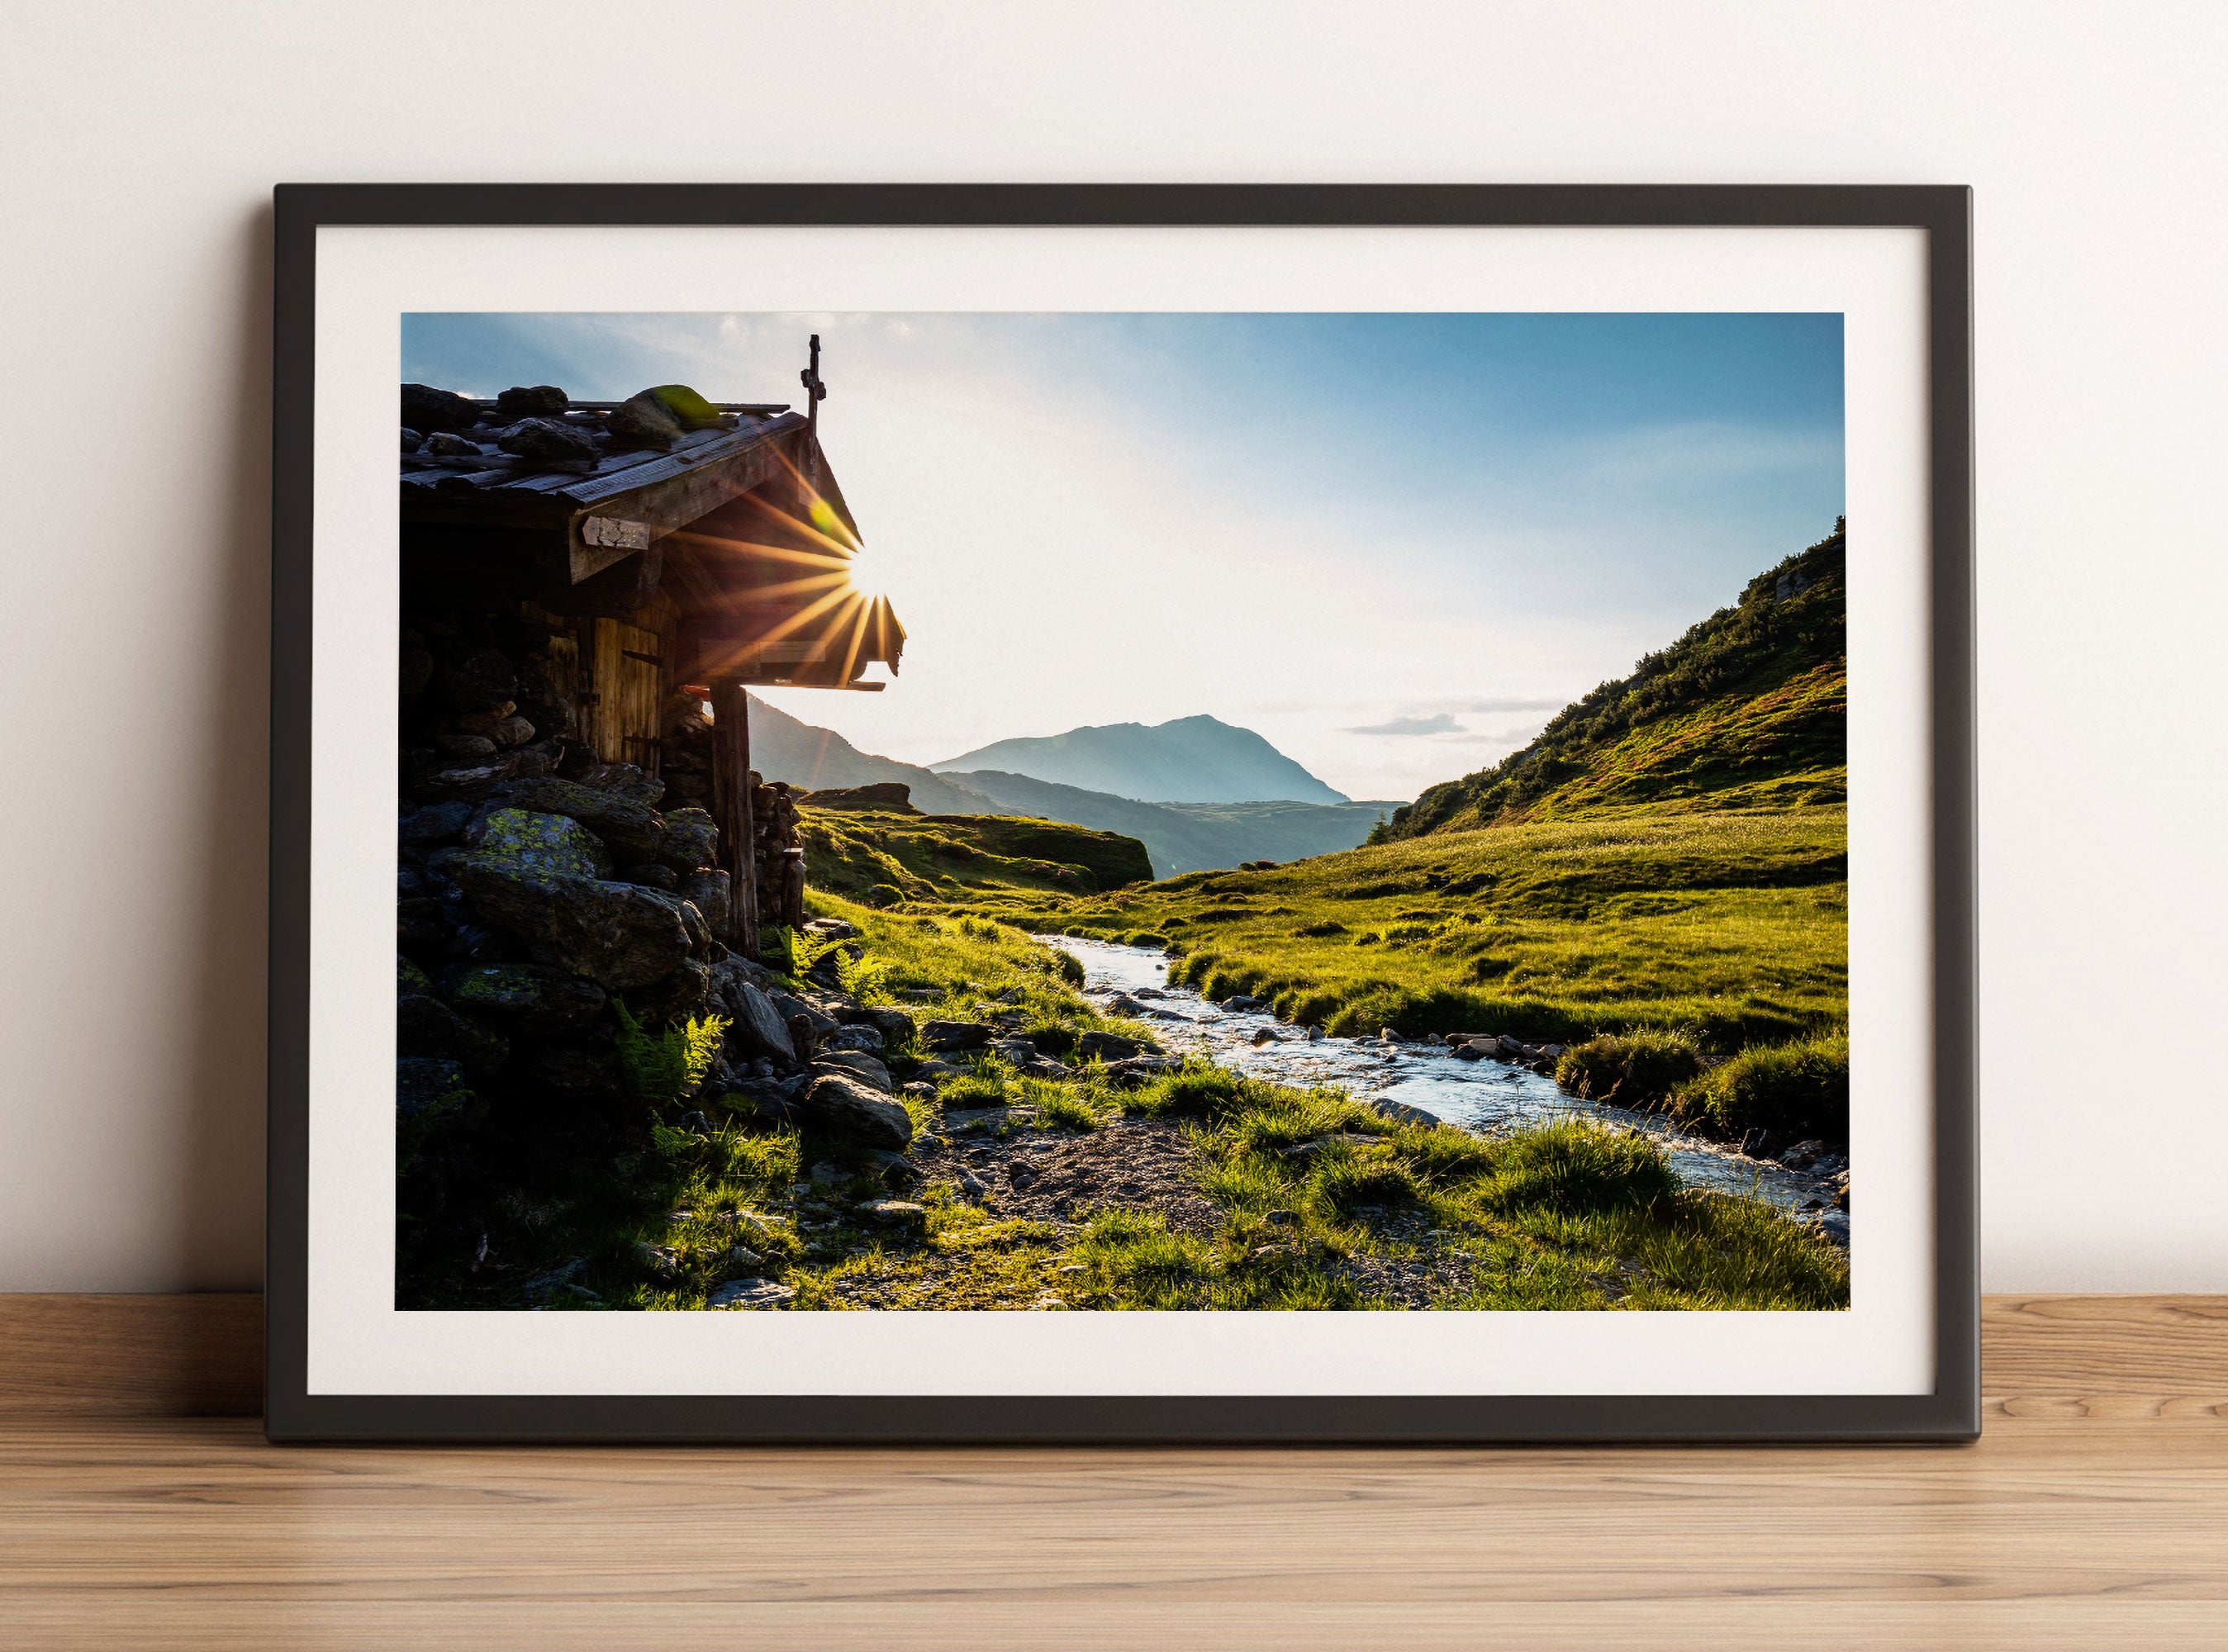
[739,695,998,816]
[930,714,1348,805]
[949,770,1400,879]
[736,697,1392,876]
[1381,520,1848,840]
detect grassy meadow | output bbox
[402,890,1847,1312]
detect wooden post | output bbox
[709,680,759,961]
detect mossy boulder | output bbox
[446,857,693,990]
[488,776,665,861]
[443,962,608,1039]
[656,808,720,873]
[466,808,613,879]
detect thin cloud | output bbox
[1454,695,1566,714]
[1344,712,1466,737]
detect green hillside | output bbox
[1383,520,1846,839]
[954,770,1398,876]
[799,805,1154,904]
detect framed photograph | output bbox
[268,184,1974,1442]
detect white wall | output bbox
[3,2,2221,1293]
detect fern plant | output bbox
[612,1002,730,1106]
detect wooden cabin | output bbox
[400,377,904,962]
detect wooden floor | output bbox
[2,1295,2225,1650]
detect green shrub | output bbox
[865,882,905,907]
[1304,1147,1418,1217]
[1033,1090,1105,1132]
[612,1004,729,1105]
[1481,1120,1678,1214]
[1673,1030,1849,1142]
[1555,1029,1706,1108]
[1129,1061,1243,1118]
[939,1066,1014,1110]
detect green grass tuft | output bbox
[1672,1029,1849,1141]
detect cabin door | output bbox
[585,618,665,773]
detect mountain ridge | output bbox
[1380,520,1848,840]
[743,698,1387,875]
[931,714,1349,805]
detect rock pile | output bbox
[401,381,742,469]
[661,695,806,935]
[397,608,861,1150]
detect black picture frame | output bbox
[268,183,1976,1445]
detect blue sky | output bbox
[403,311,1843,800]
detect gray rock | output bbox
[804,919,859,940]
[633,954,713,1024]
[1103,1054,1182,1086]
[839,1005,914,1044]
[815,1051,893,1093]
[444,923,520,964]
[445,857,692,990]
[400,801,473,846]
[425,430,483,458]
[679,870,730,932]
[397,1056,469,1118]
[401,382,482,433]
[435,733,498,759]
[454,698,518,734]
[1451,1043,1483,1061]
[921,1019,994,1052]
[1370,1098,1440,1127]
[398,953,435,996]
[769,992,838,1041]
[442,962,607,1039]
[483,714,536,749]
[506,394,600,449]
[575,762,665,807]
[825,1023,884,1052]
[858,1199,925,1228]
[411,758,521,806]
[401,426,424,453]
[706,1277,796,1310]
[797,1070,914,1149]
[617,862,680,891]
[655,808,720,872]
[397,994,509,1075]
[463,808,614,880]
[1076,1029,1152,1063]
[716,975,798,1064]
[496,384,569,418]
[488,775,666,861]
[606,390,685,450]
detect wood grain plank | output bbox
[0,1294,259,1416]
[2,1417,2226,1649]
[2,1296,2226,1647]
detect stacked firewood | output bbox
[748,775,807,932]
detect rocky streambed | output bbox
[1044,935,1851,1246]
